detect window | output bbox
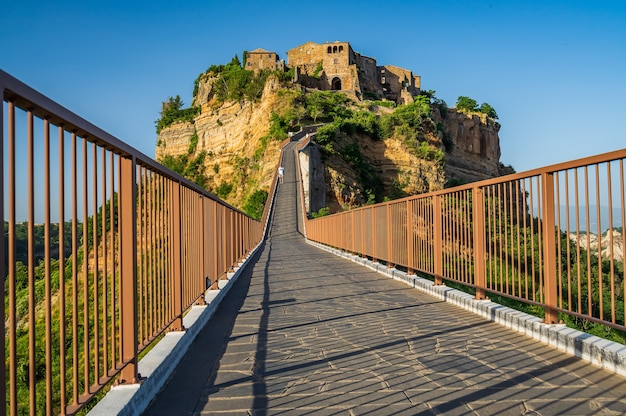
[334,58,338,64]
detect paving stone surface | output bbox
[143,142,626,415]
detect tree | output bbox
[456,96,478,112]
[228,54,242,69]
[479,102,499,119]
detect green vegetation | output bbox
[155,95,200,134]
[303,91,352,122]
[215,181,234,199]
[311,207,330,218]
[339,143,384,203]
[158,128,208,188]
[437,193,626,344]
[4,193,123,414]
[311,61,324,79]
[455,95,499,119]
[372,100,396,108]
[242,189,268,220]
[194,54,292,106]
[290,91,445,204]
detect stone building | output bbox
[244,48,284,73]
[285,41,420,104]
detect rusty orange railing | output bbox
[305,147,626,332]
[1,70,267,415]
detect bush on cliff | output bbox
[155,95,200,134]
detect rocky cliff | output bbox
[155,72,509,214]
[569,229,624,262]
[436,107,512,184]
[156,76,288,208]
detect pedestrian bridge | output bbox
[2,70,626,415]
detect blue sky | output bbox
[2,0,625,173]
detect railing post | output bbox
[169,181,184,330]
[473,187,487,300]
[387,203,394,268]
[119,156,138,384]
[361,209,366,258]
[407,199,414,275]
[212,202,219,287]
[351,210,356,254]
[433,195,443,285]
[542,172,559,324]
[372,207,377,263]
[223,207,228,272]
[197,195,207,304]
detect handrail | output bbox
[1,70,264,415]
[305,144,626,332]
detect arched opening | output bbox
[333,46,338,53]
[327,46,332,53]
[339,45,344,52]
[331,77,342,90]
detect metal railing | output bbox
[305,147,626,332]
[1,70,265,415]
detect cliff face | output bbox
[311,106,506,212]
[434,107,509,184]
[156,77,287,207]
[156,78,507,213]
[569,230,624,262]
[315,130,446,212]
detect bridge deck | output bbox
[143,142,626,415]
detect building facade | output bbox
[285,41,420,104]
[245,48,284,73]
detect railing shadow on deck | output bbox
[299,138,626,377]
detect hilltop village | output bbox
[157,40,506,215]
[245,41,420,105]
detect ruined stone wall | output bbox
[286,40,420,103]
[287,42,324,76]
[380,65,420,104]
[355,53,380,98]
[286,41,421,103]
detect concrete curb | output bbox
[88,243,263,416]
[306,239,626,378]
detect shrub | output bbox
[155,96,200,134]
[456,96,498,119]
[242,189,268,220]
[311,62,324,79]
[215,182,234,199]
[311,207,330,218]
[188,129,199,154]
[479,102,498,119]
[456,96,478,112]
[304,91,352,122]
